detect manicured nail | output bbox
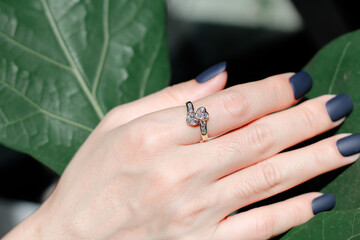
[195,61,227,83]
[326,94,353,122]
[336,133,360,157]
[289,71,313,99]
[312,193,336,215]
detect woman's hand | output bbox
[5,65,359,240]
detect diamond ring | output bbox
[186,101,209,142]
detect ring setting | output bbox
[186,101,209,142]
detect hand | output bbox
[5,65,359,240]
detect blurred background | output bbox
[1,0,360,236]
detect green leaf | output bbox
[281,30,360,239]
[0,0,170,174]
[281,209,360,240]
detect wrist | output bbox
[2,200,66,240]
[3,210,43,240]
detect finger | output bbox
[200,94,352,180]
[117,71,310,147]
[101,63,227,129]
[214,193,335,240]
[214,133,360,215]
[149,71,311,145]
[188,71,312,144]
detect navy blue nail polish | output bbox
[326,94,353,122]
[289,71,313,99]
[195,61,227,83]
[337,133,360,157]
[312,193,336,215]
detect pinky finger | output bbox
[214,193,335,240]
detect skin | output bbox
[4,72,359,240]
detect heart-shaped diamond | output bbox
[195,107,209,120]
[186,112,199,126]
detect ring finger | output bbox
[145,72,312,145]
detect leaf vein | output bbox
[0,30,72,71]
[92,0,110,96]
[328,41,352,94]
[4,111,40,127]
[40,0,105,119]
[348,233,360,240]
[139,29,164,98]
[0,80,93,132]
[110,0,146,37]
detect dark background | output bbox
[169,0,359,86]
[1,0,360,236]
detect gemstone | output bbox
[186,101,194,113]
[195,107,209,120]
[186,112,199,126]
[200,120,207,135]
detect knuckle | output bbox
[162,85,182,104]
[255,214,276,239]
[171,202,206,229]
[311,143,334,166]
[268,78,284,100]
[299,105,319,131]
[219,138,244,158]
[122,121,145,147]
[150,162,195,192]
[150,170,178,190]
[220,90,250,120]
[98,106,122,131]
[290,203,306,226]
[232,180,257,200]
[103,106,118,122]
[259,161,282,190]
[121,118,161,151]
[247,123,275,155]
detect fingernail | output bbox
[326,94,353,122]
[312,193,336,215]
[289,71,313,99]
[336,133,360,157]
[195,61,227,83]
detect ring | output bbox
[186,101,209,142]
